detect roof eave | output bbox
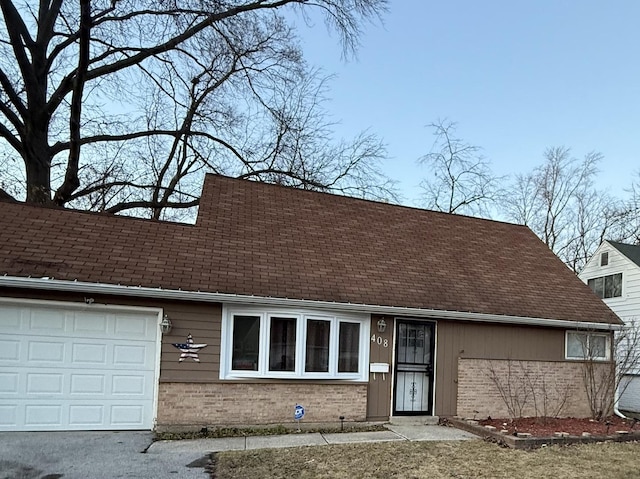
[0,275,622,331]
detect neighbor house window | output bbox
[600,252,609,266]
[587,273,622,299]
[566,331,610,361]
[221,307,369,380]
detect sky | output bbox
[290,0,640,206]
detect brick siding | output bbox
[456,358,611,419]
[156,382,367,428]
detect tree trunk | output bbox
[23,126,53,205]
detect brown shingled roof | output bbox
[0,174,621,325]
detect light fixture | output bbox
[377,319,386,333]
[160,315,172,334]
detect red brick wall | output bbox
[456,358,611,419]
[156,382,367,429]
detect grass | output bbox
[213,440,640,478]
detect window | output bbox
[338,322,360,373]
[221,307,369,380]
[231,315,260,370]
[305,319,330,372]
[566,331,610,360]
[587,273,622,299]
[600,252,609,266]
[269,317,296,372]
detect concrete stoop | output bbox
[388,416,440,426]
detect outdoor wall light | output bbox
[160,314,173,334]
[377,319,386,333]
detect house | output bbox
[579,241,640,414]
[0,175,622,432]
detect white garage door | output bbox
[0,300,160,431]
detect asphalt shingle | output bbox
[0,174,621,325]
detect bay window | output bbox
[221,307,369,380]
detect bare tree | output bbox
[580,323,640,420]
[0,0,391,218]
[419,119,502,217]
[502,147,633,272]
[486,360,571,421]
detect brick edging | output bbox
[447,418,640,450]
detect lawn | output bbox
[213,440,640,478]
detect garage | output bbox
[0,299,161,431]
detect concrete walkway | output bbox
[147,424,478,457]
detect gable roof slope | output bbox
[608,241,640,268]
[0,174,621,325]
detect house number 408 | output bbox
[371,334,388,347]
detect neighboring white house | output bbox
[579,240,640,414]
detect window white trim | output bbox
[565,331,611,361]
[220,305,370,381]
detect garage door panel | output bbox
[69,404,105,426]
[0,405,16,425]
[70,374,106,394]
[26,373,64,394]
[28,340,65,362]
[113,344,149,367]
[112,375,147,395]
[0,302,159,431]
[73,313,109,334]
[115,315,149,335]
[25,404,63,427]
[0,307,20,327]
[0,340,19,361]
[72,343,108,364]
[29,309,66,332]
[110,404,145,426]
[0,373,18,393]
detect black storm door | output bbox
[394,321,435,415]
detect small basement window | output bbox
[221,307,369,380]
[566,331,610,361]
[587,273,622,299]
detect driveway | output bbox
[0,431,209,479]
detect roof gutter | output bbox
[0,275,622,331]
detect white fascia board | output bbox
[0,275,622,331]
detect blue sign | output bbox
[294,404,305,421]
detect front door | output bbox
[394,321,435,415]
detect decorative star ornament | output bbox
[172,333,208,362]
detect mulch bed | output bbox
[479,416,640,437]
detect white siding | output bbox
[579,244,640,327]
[620,375,640,413]
[579,242,640,413]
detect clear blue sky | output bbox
[291,0,640,206]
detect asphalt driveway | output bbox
[0,431,209,479]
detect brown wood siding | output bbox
[367,315,394,421]
[159,302,221,381]
[434,320,566,416]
